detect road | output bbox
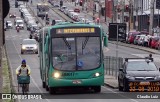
[4,0,160,102]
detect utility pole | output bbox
[0,0,3,67]
[149,0,155,35]
[105,0,106,22]
[121,0,125,23]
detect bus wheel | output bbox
[49,87,56,95]
[45,84,49,91]
[94,86,101,93]
[42,81,46,88]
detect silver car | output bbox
[21,39,38,54]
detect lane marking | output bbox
[102,86,139,102]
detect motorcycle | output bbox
[16,26,20,32]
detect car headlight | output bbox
[52,72,60,78]
[22,46,26,50]
[154,75,160,80]
[34,46,38,49]
[126,75,135,80]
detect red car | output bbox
[127,31,140,44]
[74,8,80,13]
[150,37,160,48]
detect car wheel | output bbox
[35,51,38,54]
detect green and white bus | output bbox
[39,22,108,94]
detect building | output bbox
[133,0,160,35]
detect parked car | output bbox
[21,39,38,54]
[150,37,160,48]
[71,13,79,21]
[64,8,69,15]
[74,8,80,13]
[60,6,67,12]
[134,35,141,45]
[137,35,145,46]
[155,39,160,50]
[126,31,140,44]
[53,3,60,7]
[67,9,74,16]
[142,35,150,47]
[77,16,84,22]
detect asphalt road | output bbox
[4,0,160,102]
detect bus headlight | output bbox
[94,72,100,77]
[53,72,60,78]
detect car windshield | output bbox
[52,37,101,71]
[16,21,23,25]
[23,40,36,45]
[126,61,158,71]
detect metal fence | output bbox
[104,56,123,78]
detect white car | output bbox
[21,39,38,54]
[67,9,74,16]
[6,21,13,29]
[15,20,24,29]
[60,6,67,12]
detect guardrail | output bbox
[104,56,123,78]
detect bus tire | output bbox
[94,86,101,93]
[49,87,56,95]
[46,84,49,91]
[42,81,46,88]
[21,51,23,54]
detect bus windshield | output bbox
[52,37,101,71]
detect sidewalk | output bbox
[104,75,118,89]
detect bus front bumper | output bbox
[48,76,104,87]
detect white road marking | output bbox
[102,86,139,102]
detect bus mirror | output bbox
[104,36,108,47]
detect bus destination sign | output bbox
[56,28,95,34]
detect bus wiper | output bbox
[63,38,71,50]
[82,37,89,49]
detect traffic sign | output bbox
[156,0,160,9]
[109,23,126,41]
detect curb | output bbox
[108,41,160,55]
[104,82,118,89]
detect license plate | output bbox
[139,82,150,85]
[72,80,81,84]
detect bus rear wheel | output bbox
[42,81,46,88]
[94,86,101,93]
[49,87,56,95]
